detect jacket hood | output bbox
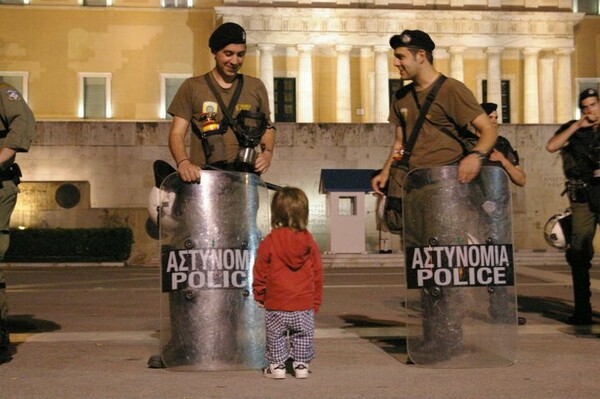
[269,228,314,271]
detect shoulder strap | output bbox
[398,74,447,168]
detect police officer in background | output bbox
[0,81,36,364]
[546,88,600,325]
[476,102,526,187]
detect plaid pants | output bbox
[265,309,315,364]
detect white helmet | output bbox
[543,209,572,250]
[147,186,179,233]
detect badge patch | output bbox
[7,89,21,101]
[202,101,218,114]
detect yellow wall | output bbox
[574,17,600,77]
[1,7,216,120]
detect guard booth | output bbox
[319,169,375,254]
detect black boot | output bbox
[570,267,593,325]
[568,303,593,325]
[0,318,11,364]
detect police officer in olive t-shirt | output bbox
[371,30,496,361]
[167,22,276,183]
[0,81,36,364]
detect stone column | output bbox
[486,47,503,122]
[257,44,275,119]
[336,45,352,123]
[359,47,373,122]
[539,57,555,123]
[523,47,540,124]
[556,47,575,122]
[448,47,465,83]
[297,44,314,123]
[373,45,389,123]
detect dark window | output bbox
[83,0,107,6]
[274,78,296,123]
[163,0,189,8]
[576,0,599,14]
[482,79,511,123]
[164,77,186,119]
[84,77,106,118]
[0,76,24,93]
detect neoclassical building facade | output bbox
[217,5,586,124]
[0,1,597,124]
[0,0,599,260]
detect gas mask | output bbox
[233,110,267,173]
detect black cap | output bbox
[389,30,435,53]
[480,102,497,115]
[209,22,246,53]
[579,88,599,107]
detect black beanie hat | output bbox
[480,102,498,115]
[209,22,246,53]
[389,30,435,53]
[579,88,598,107]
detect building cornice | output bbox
[216,7,585,49]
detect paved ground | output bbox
[0,260,599,399]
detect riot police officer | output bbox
[0,81,36,363]
[546,88,600,325]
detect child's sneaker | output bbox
[263,363,286,379]
[293,361,309,379]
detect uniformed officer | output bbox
[0,81,36,364]
[546,88,600,325]
[371,29,496,362]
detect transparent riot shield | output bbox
[158,170,270,371]
[403,165,517,368]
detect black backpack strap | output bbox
[398,74,447,168]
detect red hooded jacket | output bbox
[252,228,323,312]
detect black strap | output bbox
[438,125,469,154]
[398,74,447,168]
[203,73,244,129]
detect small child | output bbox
[253,187,323,379]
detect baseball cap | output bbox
[389,30,435,53]
[209,22,246,53]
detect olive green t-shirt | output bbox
[167,73,272,165]
[389,76,483,169]
[0,82,36,157]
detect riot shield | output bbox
[158,170,270,371]
[403,165,517,368]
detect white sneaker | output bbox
[293,361,309,379]
[263,363,286,379]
